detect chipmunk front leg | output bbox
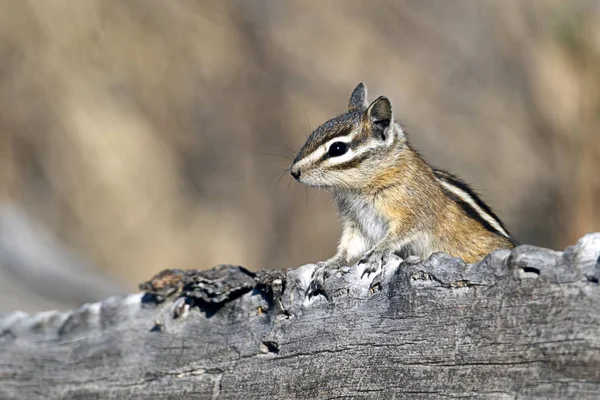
[308,221,365,297]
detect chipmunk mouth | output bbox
[290,163,335,188]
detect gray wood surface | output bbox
[1,234,599,400]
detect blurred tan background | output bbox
[0,0,599,311]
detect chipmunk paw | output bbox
[306,260,343,298]
[359,249,395,278]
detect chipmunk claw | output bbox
[307,261,342,298]
[359,249,393,278]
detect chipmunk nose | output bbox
[290,168,301,180]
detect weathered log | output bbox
[1,234,599,399]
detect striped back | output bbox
[434,169,517,245]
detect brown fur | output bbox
[370,146,515,263]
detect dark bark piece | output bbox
[1,234,599,400]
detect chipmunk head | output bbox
[290,83,405,190]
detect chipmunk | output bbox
[290,83,517,290]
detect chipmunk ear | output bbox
[348,83,368,111]
[366,96,393,140]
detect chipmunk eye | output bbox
[328,141,348,157]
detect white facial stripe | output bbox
[293,146,327,170]
[324,142,380,166]
[324,148,357,165]
[323,134,354,149]
[292,132,357,169]
[439,180,510,238]
[326,124,402,166]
